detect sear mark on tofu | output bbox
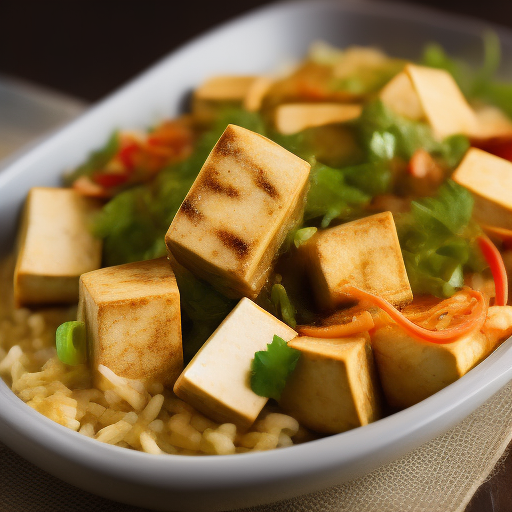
[216,229,251,260]
[180,197,204,223]
[253,167,279,199]
[200,166,241,198]
[214,131,280,200]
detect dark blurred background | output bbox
[1,0,511,102]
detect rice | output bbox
[0,255,310,455]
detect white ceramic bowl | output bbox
[1,1,512,510]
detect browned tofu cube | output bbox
[166,124,310,298]
[274,103,362,135]
[302,211,412,310]
[14,187,102,307]
[279,334,381,434]
[371,306,512,409]
[452,148,512,230]
[405,64,478,139]
[78,258,182,387]
[193,75,270,121]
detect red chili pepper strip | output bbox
[118,142,139,170]
[477,235,509,306]
[297,311,375,338]
[342,286,487,344]
[93,172,130,188]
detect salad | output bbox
[1,37,511,456]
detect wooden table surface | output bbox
[1,1,511,510]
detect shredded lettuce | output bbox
[250,335,301,400]
[398,180,484,298]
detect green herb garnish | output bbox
[56,321,87,366]
[271,284,297,328]
[250,335,300,400]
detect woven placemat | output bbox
[1,379,511,512]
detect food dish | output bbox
[1,1,512,510]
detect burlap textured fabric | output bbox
[1,380,511,512]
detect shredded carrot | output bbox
[342,286,487,344]
[477,235,509,306]
[297,311,374,338]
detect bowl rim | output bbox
[1,0,512,503]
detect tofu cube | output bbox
[302,211,412,310]
[371,307,512,409]
[243,76,274,112]
[279,334,382,434]
[405,64,478,139]
[452,148,512,230]
[193,75,270,121]
[166,124,310,298]
[274,103,362,135]
[380,71,424,121]
[78,258,182,387]
[14,187,102,307]
[173,297,297,428]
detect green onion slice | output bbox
[56,321,87,365]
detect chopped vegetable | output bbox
[293,227,317,248]
[251,335,301,400]
[343,286,487,344]
[174,266,236,364]
[271,284,297,328]
[304,161,370,227]
[398,180,484,298]
[477,236,509,306]
[297,310,375,338]
[55,321,87,365]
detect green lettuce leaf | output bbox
[251,335,301,401]
[398,180,484,298]
[305,161,370,227]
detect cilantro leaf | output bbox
[251,335,300,401]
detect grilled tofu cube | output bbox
[166,124,310,298]
[274,103,362,135]
[78,258,182,387]
[193,75,270,121]
[452,148,512,230]
[279,334,381,434]
[174,297,297,429]
[302,211,412,310]
[371,306,512,409]
[14,187,102,307]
